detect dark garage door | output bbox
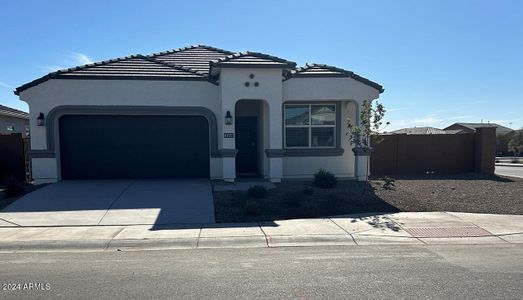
[59,115,210,179]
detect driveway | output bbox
[0,179,215,227]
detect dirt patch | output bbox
[213,174,523,223]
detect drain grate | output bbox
[404,226,491,238]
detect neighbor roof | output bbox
[0,104,29,119]
[287,64,384,93]
[15,45,383,95]
[445,122,514,134]
[386,127,452,135]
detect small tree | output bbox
[508,129,523,162]
[346,100,388,151]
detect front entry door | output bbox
[235,117,258,174]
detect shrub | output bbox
[245,199,260,216]
[381,176,396,190]
[247,185,268,199]
[4,175,25,198]
[301,186,314,195]
[313,169,337,189]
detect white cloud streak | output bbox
[0,81,12,89]
[71,52,94,65]
[40,65,64,72]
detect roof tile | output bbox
[287,63,384,93]
[0,104,29,119]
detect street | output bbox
[0,245,522,299]
[496,165,523,179]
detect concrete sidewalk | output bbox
[0,212,522,253]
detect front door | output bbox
[235,117,258,175]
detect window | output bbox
[6,125,14,131]
[284,104,336,148]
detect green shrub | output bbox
[313,169,337,189]
[247,185,268,198]
[245,199,260,216]
[381,176,396,190]
[301,186,314,195]
[4,175,25,198]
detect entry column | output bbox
[265,101,283,182]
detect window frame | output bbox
[284,103,337,149]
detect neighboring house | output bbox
[0,104,29,136]
[15,45,383,184]
[444,122,513,135]
[385,126,465,135]
[444,122,515,155]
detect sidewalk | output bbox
[0,212,522,253]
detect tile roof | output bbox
[15,45,383,95]
[445,122,514,134]
[0,104,29,119]
[210,52,296,69]
[150,45,234,74]
[287,64,384,93]
[55,55,204,78]
[387,127,458,135]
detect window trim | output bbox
[284,103,337,149]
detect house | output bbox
[385,126,464,135]
[0,104,29,136]
[444,122,515,155]
[444,122,513,135]
[14,45,383,184]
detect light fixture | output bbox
[37,113,45,126]
[225,111,233,125]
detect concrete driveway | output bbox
[0,179,215,226]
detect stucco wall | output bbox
[0,116,29,136]
[19,71,380,183]
[20,79,220,150]
[283,77,380,101]
[282,101,358,178]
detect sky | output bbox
[1,0,522,131]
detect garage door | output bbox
[59,115,210,179]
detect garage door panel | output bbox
[59,115,210,179]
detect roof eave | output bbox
[14,74,215,95]
[284,74,384,94]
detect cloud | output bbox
[387,108,406,113]
[71,52,94,65]
[448,115,473,120]
[0,81,12,89]
[411,116,442,125]
[40,65,64,72]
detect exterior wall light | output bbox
[37,112,45,126]
[225,111,233,125]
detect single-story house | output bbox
[385,126,464,135]
[444,122,513,135]
[444,122,515,155]
[15,45,383,184]
[0,104,29,136]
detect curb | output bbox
[0,240,110,253]
[495,163,523,168]
[0,234,520,253]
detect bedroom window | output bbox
[284,104,336,148]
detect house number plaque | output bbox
[224,133,235,138]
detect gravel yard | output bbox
[213,174,523,223]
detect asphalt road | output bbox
[1,245,522,299]
[496,165,523,178]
